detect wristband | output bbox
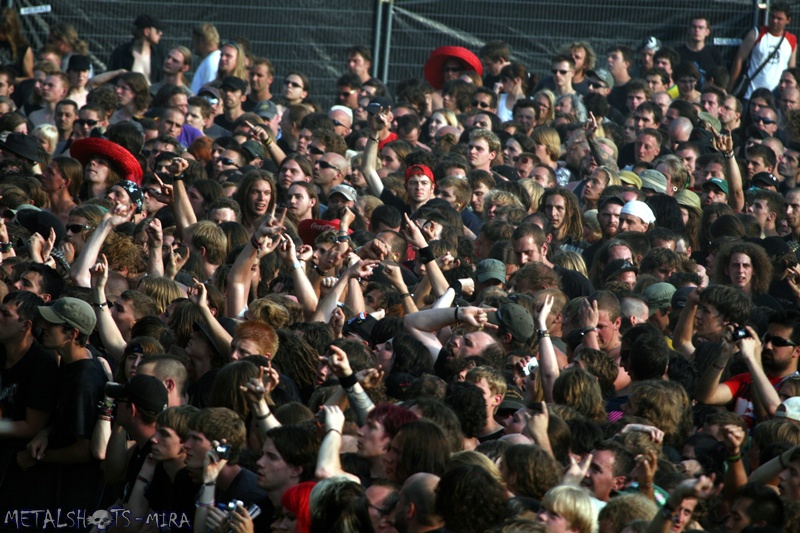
[204,481,216,486]
[339,373,358,389]
[262,136,272,146]
[326,428,343,437]
[580,327,597,336]
[538,331,551,338]
[369,136,379,142]
[291,261,303,271]
[723,151,734,159]
[0,242,11,253]
[93,301,107,308]
[450,279,463,294]
[417,246,435,263]
[337,235,350,242]
[254,411,272,420]
[399,292,412,298]
[98,398,114,410]
[727,453,741,463]
[638,481,653,489]
[195,501,214,508]
[137,475,151,485]
[173,173,185,182]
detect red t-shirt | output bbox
[723,372,784,428]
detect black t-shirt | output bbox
[0,341,57,446]
[146,465,200,530]
[214,114,237,132]
[49,357,108,449]
[608,82,630,115]
[678,44,723,79]
[216,467,268,507]
[582,240,604,273]
[122,440,154,504]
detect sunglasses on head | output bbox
[472,100,490,109]
[201,95,219,106]
[308,145,325,156]
[77,118,98,127]
[763,333,797,348]
[216,157,240,167]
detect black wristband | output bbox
[450,279,462,294]
[338,373,358,389]
[418,246,435,263]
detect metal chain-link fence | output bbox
[11,0,773,107]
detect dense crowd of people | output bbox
[3,3,800,532]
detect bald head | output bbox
[325,152,349,174]
[668,117,693,144]
[398,473,442,531]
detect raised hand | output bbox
[146,218,163,248]
[400,212,429,250]
[534,294,555,330]
[89,253,110,294]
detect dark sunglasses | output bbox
[201,95,219,106]
[338,90,355,98]
[551,69,570,75]
[284,80,304,89]
[308,145,325,156]
[144,187,162,197]
[317,160,339,171]
[77,118,99,127]
[66,224,92,233]
[587,81,607,89]
[755,117,777,125]
[331,119,348,128]
[763,333,797,348]
[472,100,491,109]
[216,157,240,168]
[443,66,462,73]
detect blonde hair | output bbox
[531,126,561,161]
[532,89,556,124]
[136,276,185,315]
[33,124,58,155]
[551,250,588,278]
[541,486,596,533]
[465,365,507,398]
[431,108,459,128]
[518,179,543,213]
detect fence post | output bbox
[380,0,395,84]
[372,0,383,79]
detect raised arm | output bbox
[646,475,717,533]
[90,254,126,360]
[712,128,744,212]
[240,364,282,444]
[672,288,701,357]
[534,295,559,403]
[694,334,735,406]
[277,233,319,320]
[401,213,449,297]
[361,107,391,197]
[70,204,133,287]
[145,218,165,277]
[226,215,283,318]
[404,306,496,364]
[738,327,782,417]
[189,280,232,360]
[311,258,377,323]
[246,120,286,167]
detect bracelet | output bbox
[727,453,742,463]
[204,481,216,486]
[0,242,11,253]
[93,301,107,308]
[580,327,597,336]
[450,279,463,294]
[639,481,653,489]
[98,398,114,410]
[98,415,113,422]
[339,373,358,389]
[723,151,734,159]
[538,331,551,338]
[173,173,185,182]
[291,261,302,271]
[254,411,273,420]
[369,136,379,142]
[262,136,272,146]
[399,292,412,298]
[326,428,343,437]
[251,235,265,249]
[195,501,215,509]
[417,246,435,263]
[137,475,151,485]
[337,235,350,242]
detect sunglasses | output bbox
[201,95,219,106]
[216,157,240,168]
[77,118,99,127]
[755,117,777,125]
[331,119,348,129]
[144,187,162,197]
[587,81,607,89]
[338,90,355,98]
[67,224,92,233]
[551,69,570,75]
[472,101,491,109]
[443,66,462,73]
[284,80,304,89]
[763,333,797,348]
[317,160,340,171]
[308,145,325,156]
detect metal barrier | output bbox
[11,0,770,108]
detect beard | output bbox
[762,349,792,375]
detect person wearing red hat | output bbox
[423,46,483,91]
[70,137,143,202]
